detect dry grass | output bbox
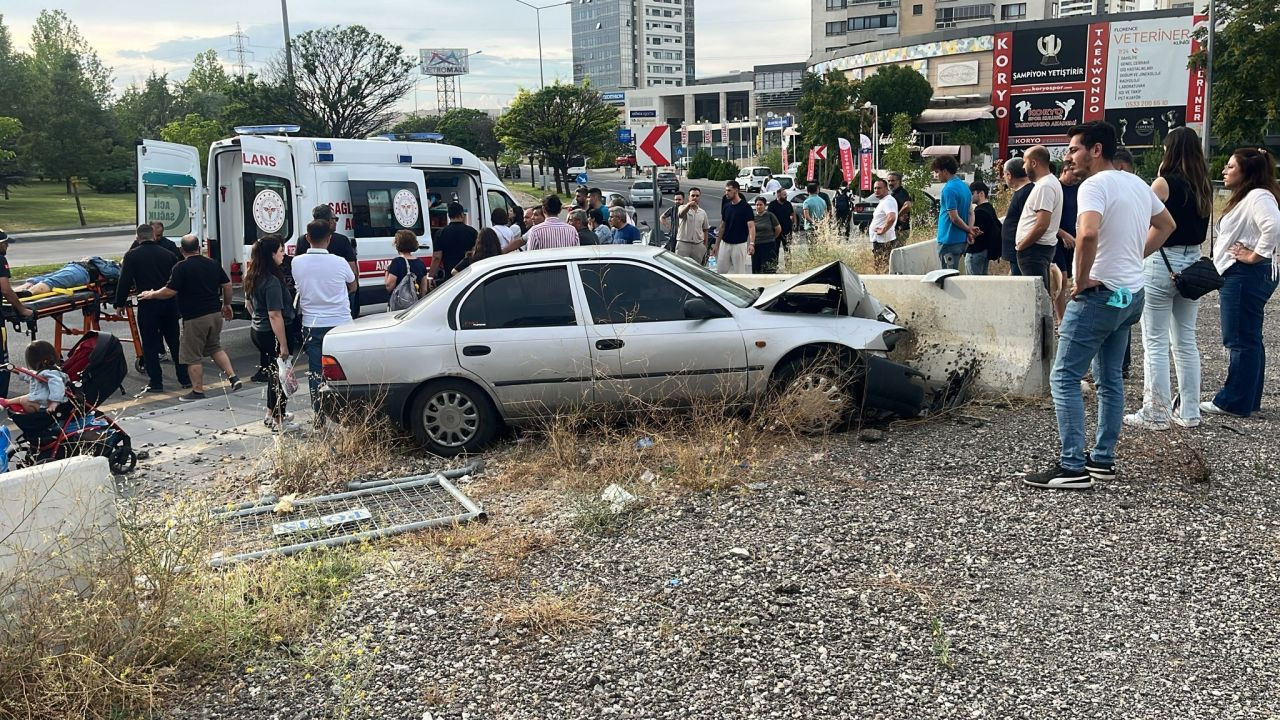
[785,213,877,275]
[488,589,602,641]
[256,401,410,496]
[0,495,366,719]
[402,521,556,579]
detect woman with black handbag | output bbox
[1203,148,1280,418]
[1124,127,1213,430]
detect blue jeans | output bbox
[1051,286,1145,470]
[25,263,91,289]
[965,250,988,275]
[1214,261,1277,416]
[303,325,335,413]
[1136,246,1201,423]
[937,242,967,271]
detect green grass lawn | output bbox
[0,181,136,231]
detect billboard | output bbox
[420,49,469,76]
[993,15,1204,157]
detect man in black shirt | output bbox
[116,224,190,392]
[296,205,360,317]
[713,180,755,274]
[0,229,33,398]
[139,236,241,401]
[888,172,913,236]
[1000,158,1032,276]
[767,187,795,249]
[432,202,478,280]
[129,221,182,258]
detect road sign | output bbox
[637,125,672,168]
[617,128,633,144]
[576,172,590,185]
[813,144,828,161]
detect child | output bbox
[10,341,68,413]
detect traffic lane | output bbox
[7,231,136,267]
[590,176,730,226]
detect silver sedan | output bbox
[320,247,924,456]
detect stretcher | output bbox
[1,281,143,367]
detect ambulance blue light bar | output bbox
[378,132,444,142]
[317,153,335,163]
[314,141,332,151]
[451,157,463,166]
[398,155,412,164]
[234,124,302,135]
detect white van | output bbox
[136,126,521,311]
[736,165,773,193]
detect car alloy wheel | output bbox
[784,369,853,435]
[423,388,480,448]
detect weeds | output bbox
[301,629,379,720]
[874,566,956,671]
[488,589,602,641]
[569,492,631,535]
[0,494,366,719]
[257,401,409,496]
[785,213,877,275]
[404,522,555,580]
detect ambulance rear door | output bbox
[136,139,203,240]
[235,135,298,282]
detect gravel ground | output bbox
[169,293,1280,719]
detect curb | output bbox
[10,225,134,243]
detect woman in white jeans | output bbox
[1125,127,1213,430]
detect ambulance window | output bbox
[486,190,514,223]
[142,182,195,237]
[242,173,292,244]
[349,181,425,238]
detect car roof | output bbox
[466,244,664,272]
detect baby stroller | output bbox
[1,331,136,474]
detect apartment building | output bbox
[572,0,696,92]
[811,0,1054,56]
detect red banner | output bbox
[781,141,789,174]
[1085,22,1108,122]
[992,31,1013,159]
[806,148,816,182]
[837,138,854,186]
[859,150,872,191]
[1187,14,1207,125]
[702,126,711,144]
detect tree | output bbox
[20,10,113,192]
[1191,0,1280,149]
[495,81,619,194]
[0,116,22,199]
[161,113,224,169]
[221,73,320,135]
[436,108,500,165]
[179,49,232,121]
[946,119,996,158]
[389,115,440,135]
[276,25,414,138]
[113,71,179,141]
[0,15,30,121]
[882,112,931,234]
[858,65,933,134]
[796,70,861,188]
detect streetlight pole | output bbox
[280,0,294,88]
[1201,0,1216,158]
[515,0,571,88]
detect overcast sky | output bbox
[5,0,810,112]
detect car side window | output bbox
[579,263,695,325]
[458,267,576,330]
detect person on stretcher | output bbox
[6,341,69,413]
[14,256,121,296]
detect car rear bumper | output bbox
[321,382,418,429]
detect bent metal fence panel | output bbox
[208,464,485,567]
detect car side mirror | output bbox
[683,297,725,320]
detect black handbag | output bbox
[1160,247,1223,300]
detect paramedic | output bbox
[116,223,191,393]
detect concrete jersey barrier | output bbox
[0,456,120,618]
[729,273,1054,397]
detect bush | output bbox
[688,149,713,179]
[709,159,740,182]
[86,145,137,194]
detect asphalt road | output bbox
[587,168,732,227]
[8,231,135,267]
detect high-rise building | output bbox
[1056,0,1169,18]
[572,0,695,92]
[811,0,1055,58]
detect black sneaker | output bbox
[179,390,206,402]
[250,369,270,383]
[1023,464,1093,490]
[228,375,243,392]
[1085,456,1116,481]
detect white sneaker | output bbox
[1200,401,1244,417]
[1171,416,1201,428]
[1123,412,1170,431]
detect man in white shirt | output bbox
[762,175,782,196]
[1015,145,1064,291]
[869,178,898,270]
[1026,121,1175,491]
[291,219,357,417]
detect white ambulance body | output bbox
[135,127,520,309]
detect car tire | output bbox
[410,378,500,457]
[768,351,866,435]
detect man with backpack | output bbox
[834,186,853,237]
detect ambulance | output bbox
[135,125,521,311]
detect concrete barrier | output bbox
[729,273,1054,397]
[889,239,945,275]
[0,456,120,613]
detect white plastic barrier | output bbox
[729,273,1054,397]
[0,456,120,614]
[890,239,948,275]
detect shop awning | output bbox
[921,145,965,157]
[917,107,994,123]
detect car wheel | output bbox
[769,352,865,435]
[410,379,500,456]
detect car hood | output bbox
[750,261,890,322]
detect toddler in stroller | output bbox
[1,333,136,474]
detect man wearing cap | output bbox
[295,204,359,316]
[0,229,33,397]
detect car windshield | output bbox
[654,251,757,308]
[777,177,793,189]
[753,168,770,176]
[658,173,674,179]
[634,181,652,189]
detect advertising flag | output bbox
[837,137,855,185]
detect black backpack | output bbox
[835,192,851,213]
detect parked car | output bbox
[616,154,637,167]
[320,249,925,455]
[655,170,680,194]
[675,157,692,170]
[737,166,773,192]
[629,179,656,206]
[567,165,588,182]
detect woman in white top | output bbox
[1202,148,1280,418]
[490,207,521,251]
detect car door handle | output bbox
[596,339,625,350]
[462,345,491,356]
